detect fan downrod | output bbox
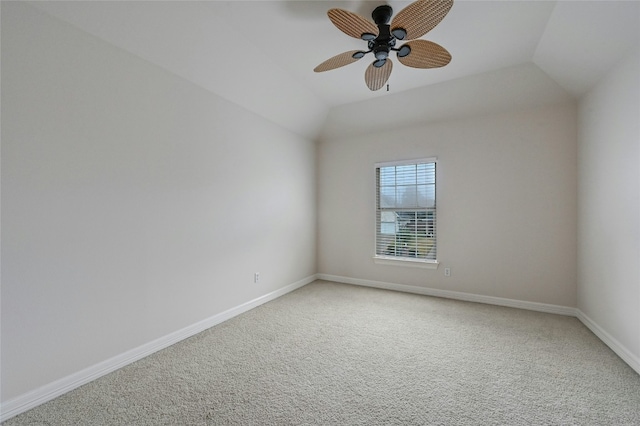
[371,5,392,25]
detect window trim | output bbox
[373,255,439,269]
[374,157,439,268]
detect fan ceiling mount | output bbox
[314,0,453,91]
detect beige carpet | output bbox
[4,280,640,425]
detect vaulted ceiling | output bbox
[28,1,640,140]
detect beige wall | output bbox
[1,3,316,401]
[577,47,640,365]
[318,103,578,307]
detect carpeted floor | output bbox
[4,280,640,425]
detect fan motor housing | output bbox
[367,6,396,60]
[370,25,395,60]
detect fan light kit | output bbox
[314,0,453,91]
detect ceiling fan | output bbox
[314,0,453,91]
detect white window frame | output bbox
[373,157,439,269]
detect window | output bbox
[375,158,437,265]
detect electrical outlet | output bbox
[254,273,260,283]
[444,267,451,277]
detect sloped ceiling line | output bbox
[26,1,640,141]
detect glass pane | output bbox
[417,184,435,207]
[381,223,395,235]
[396,165,416,185]
[417,163,435,184]
[377,233,397,255]
[397,185,417,208]
[379,186,396,208]
[417,163,427,184]
[380,211,396,235]
[379,167,395,186]
[395,211,418,257]
[381,211,396,223]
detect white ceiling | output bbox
[26,1,640,139]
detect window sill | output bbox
[373,256,439,269]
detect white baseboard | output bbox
[575,309,640,376]
[317,274,640,376]
[317,274,576,316]
[0,274,317,423]
[4,274,638,421]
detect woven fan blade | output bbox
[365,59,393,91]
[314,50,363,73]
[328,8,378,39]
[391,0,453,41]
[397,40,451,68]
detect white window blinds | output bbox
[375,158,437,261]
